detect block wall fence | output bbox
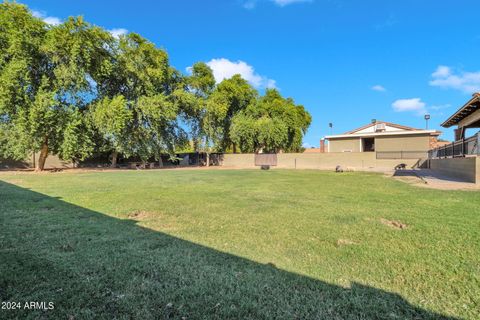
[221,153,426,171]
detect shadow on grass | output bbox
[0,180,457,319]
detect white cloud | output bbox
[31,10,42,18]
[302,142,312,148]
[374,14,397,30]
[31,10,62,26]
[243,0,312,9]
[109,28,129,38]
[432,65,451,78]
[429,104,451,111]
[371,85,386,92]
[392,98,427,115]
[272,0,312,6]
[265,79,277,89]
[204,58,277,89]
[429,104,452,117]
[429,65,480,93]
[43,16,62,26]
[243,0,257,9]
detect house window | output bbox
[362,138,375,152]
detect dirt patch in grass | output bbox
[5,178,23,184]
[40,206,54,213]
[380,218,408,230]
[59,243,75,252]
[127,210,151,220]
[336,239,358,247]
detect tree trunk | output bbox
[233,143,237,154]
[205,137,210,167]
[35,139,48,172]
[111,151,118,168]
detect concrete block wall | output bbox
[429,157,479,183]
[222,153,425,171]
[222,154,256,168]
[1,153,74,170]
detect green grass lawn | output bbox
[0,169,479,319]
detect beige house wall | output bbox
[375,135,430,152]
[222,153,425,171]
[328,138,361,152]
[329,134,432,153]
[429,157,479,184]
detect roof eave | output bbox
[343,121,420,134]
[441,94,480,128]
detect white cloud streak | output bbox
[243,0,257,9]
[272,0,312,6]
[243,0,312,9]
[204,58,277,89]
[109,28,129,38]
[429,104,451,111]
[31,10,62,26]
[429,65,480,93]
[371,85,386,92]
[31,9,129,41]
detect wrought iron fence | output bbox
[376,151,428,159]
[428,133,480,159]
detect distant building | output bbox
[302,138,328,153]
[325,121,441,158]
[303,147,321,153]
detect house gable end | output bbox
[344,121,420,135]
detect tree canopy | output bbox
[230,89,311,153]
[91,33,184,166]
[0,2,111,169]
[0,2,311,170]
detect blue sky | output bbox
[21,0,480,146]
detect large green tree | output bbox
[177,62,215,150]
[0,2,312,171]
[230,89,311,153]
[175,62,217,165]
[92,33,184,166]
[178,64,258,165]
[0,2,110,170]
[210,75,257,152]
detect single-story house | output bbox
[325,121,441,158]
